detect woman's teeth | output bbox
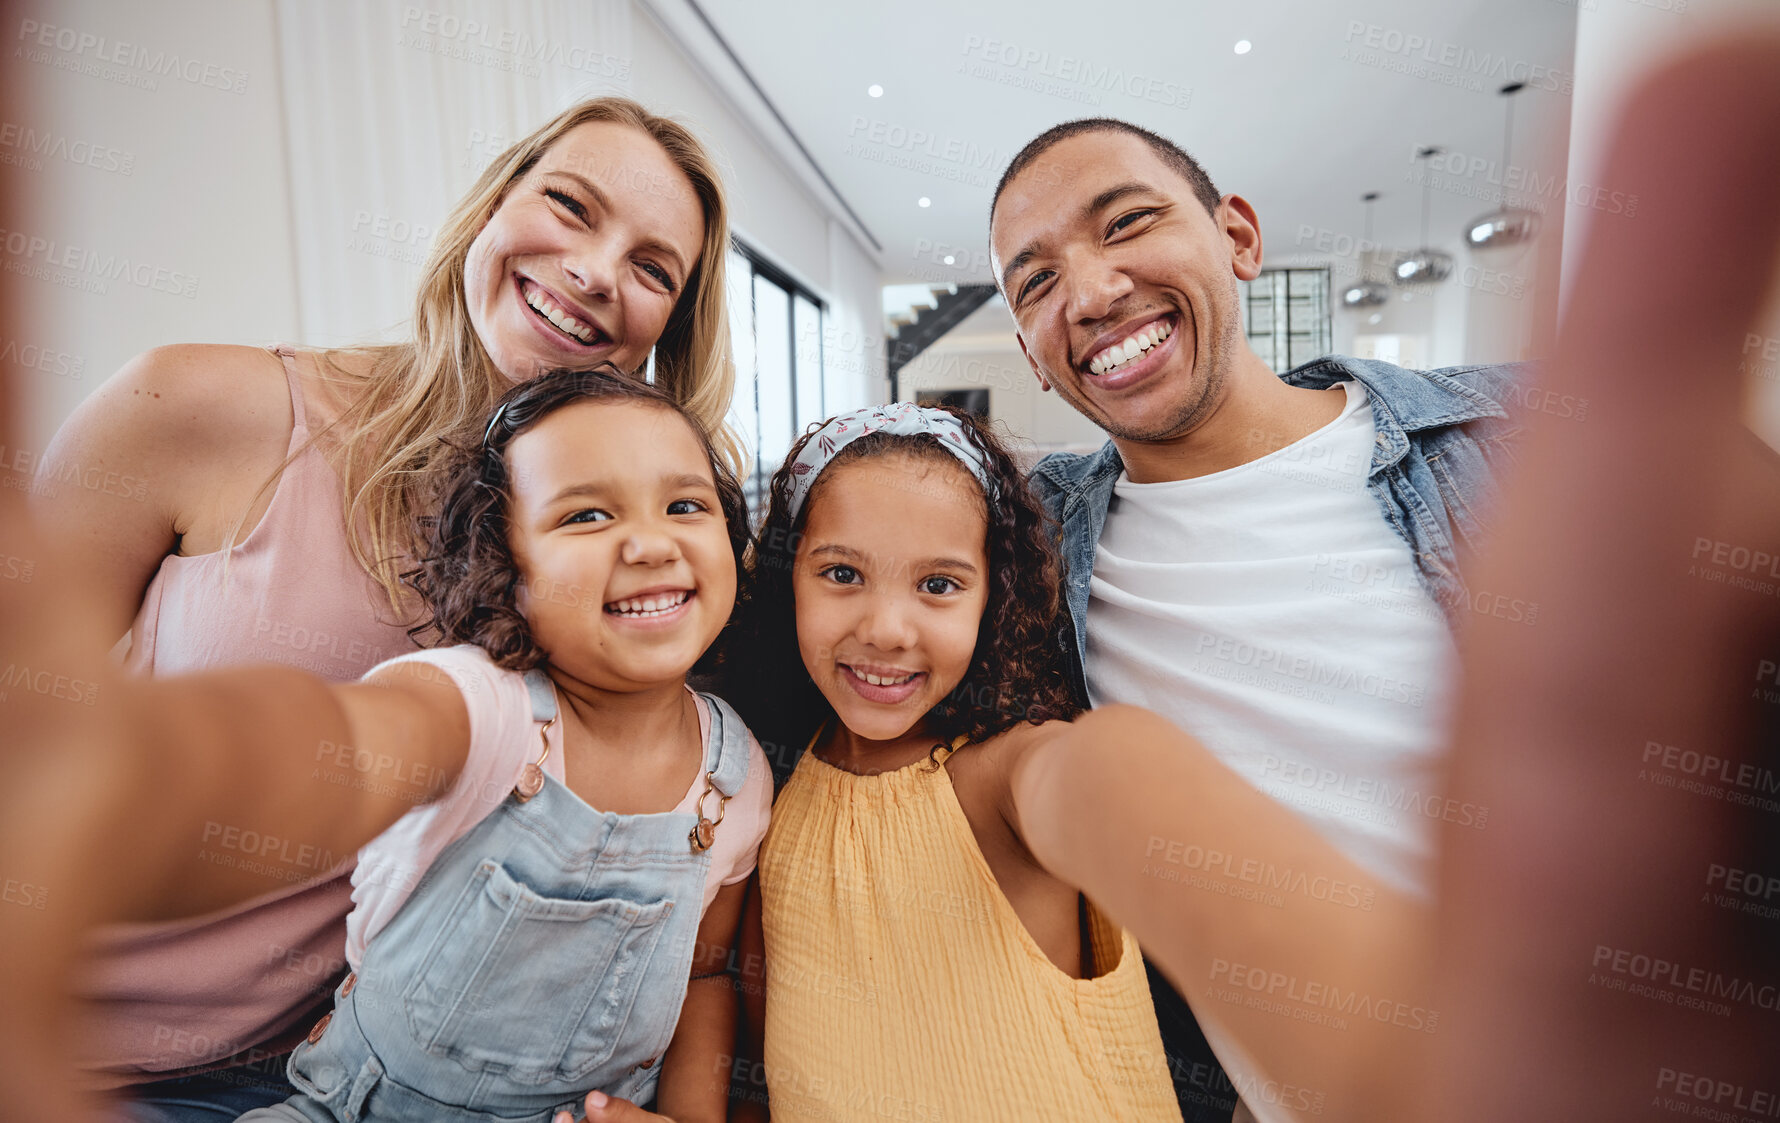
[1088,319,1173,376]
[850,667,917,687]
[606,591,691,617]
[523,284,597,344]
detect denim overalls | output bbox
[242,673,751,1123]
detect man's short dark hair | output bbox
[990,118,1222,224]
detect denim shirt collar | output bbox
[1032,354,1508,509]
[1033,355,1513,705]
[1279,354,1508,473]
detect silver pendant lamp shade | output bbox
[1466,82,1541,252]
[1394,146,1453,287]
[1341,191,1389,308]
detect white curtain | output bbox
[274,0,633,346]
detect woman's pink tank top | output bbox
[78,345,421,1086]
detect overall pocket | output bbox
[401,858,674,1085]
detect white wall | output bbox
[8,0,885,454]
[1271,232,1557,372]
[630,3,886,417]
[277,0,634,349]
[822,216,885,415]
[901,300,1106,455]
[7,0,299,448]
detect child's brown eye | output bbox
[820,564,860,585]
[919,576,958,595]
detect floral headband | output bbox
[785,403,997,520]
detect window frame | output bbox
[728,238,827,516]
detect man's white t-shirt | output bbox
[1085,380,1457,897]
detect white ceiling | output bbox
[697,0,1578,287]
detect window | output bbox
[725,241,827,516]
[1241,267,1332,374]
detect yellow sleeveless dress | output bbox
[759,738,1182,1122]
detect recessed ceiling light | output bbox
[918,197,931,208]
[868,84,884,98]
[943,254,955,265]
[1234,40,1252,54]
[1368,312,1383,324]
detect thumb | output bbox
[582,1089,662,1121]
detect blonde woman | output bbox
[32,96,740,1122]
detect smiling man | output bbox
[989,119,1526,1121]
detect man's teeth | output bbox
[1088,320,1173,375]
[606,591,691,617]
[851,667,916,687]
[523,284,597,344]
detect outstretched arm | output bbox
[1006,706,1430,1120]
[8,659,472,926]
[1420,31,1780,1122]
[0,644,470,1123]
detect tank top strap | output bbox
[801,719,965,770]
[266,343,310,436]
[930,733,970,766]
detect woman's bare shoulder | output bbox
[84,343,387,462]
[90,343,295,453]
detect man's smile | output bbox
[1083,312,1177,377]
[1074,310,1187,394]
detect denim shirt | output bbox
[1030,355,1530,706]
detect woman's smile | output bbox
[515,275,614,352]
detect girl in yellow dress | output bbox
[723,403,1182,1122]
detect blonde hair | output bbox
[243,98,741,616]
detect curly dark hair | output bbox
[719,406,1079,785]
[402,365,752,673]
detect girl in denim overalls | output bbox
[41,368,769,1123]
[226,368,773,1123]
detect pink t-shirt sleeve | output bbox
[345,645,530,969]
[703,705,773,895]
[678,696,771,917]
[342,655,771,966]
